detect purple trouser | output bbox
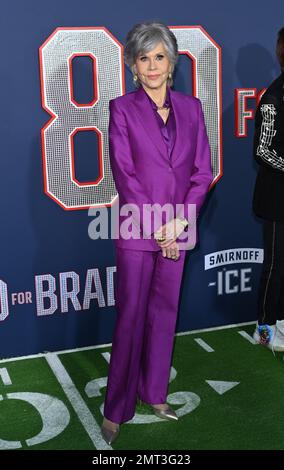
[103,247,186,424]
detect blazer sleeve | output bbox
[177,99,213,223]
[108,98,162,238]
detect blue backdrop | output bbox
[0,0,281,357]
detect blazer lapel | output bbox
[168,87,184,164]
[132,86,184,163]
[132,86,168,160]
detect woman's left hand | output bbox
[154,218,185,248]
[161,240,180,260]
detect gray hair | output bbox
[124,21,179,87]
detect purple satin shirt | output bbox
[143,86,176,159]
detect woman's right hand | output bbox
[161,240,180,261]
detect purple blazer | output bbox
[108,86,212,251]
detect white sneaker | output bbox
[273,321,284,352]
[253,322,284,352]
[276,319,284,334]
[253,323,276,350]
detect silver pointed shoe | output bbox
[152,405,178,421]
[101,424,120,445]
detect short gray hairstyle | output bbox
[124,21,179,87]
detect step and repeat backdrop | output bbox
[0,0,280,357]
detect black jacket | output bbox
[253,71,284,221]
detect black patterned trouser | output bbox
[258,220,284,325]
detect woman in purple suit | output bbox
[101,21,212,445]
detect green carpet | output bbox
[0,323,283,450]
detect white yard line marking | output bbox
[238,330,257,344]
[45,353,111,450]
[101,352,111,363]
[194,338,214,352]
[0,368,12,385]
[176,321,255,337]
[206,380,240,395]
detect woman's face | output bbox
[133,41,172,91]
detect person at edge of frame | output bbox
[252,27,284,352]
